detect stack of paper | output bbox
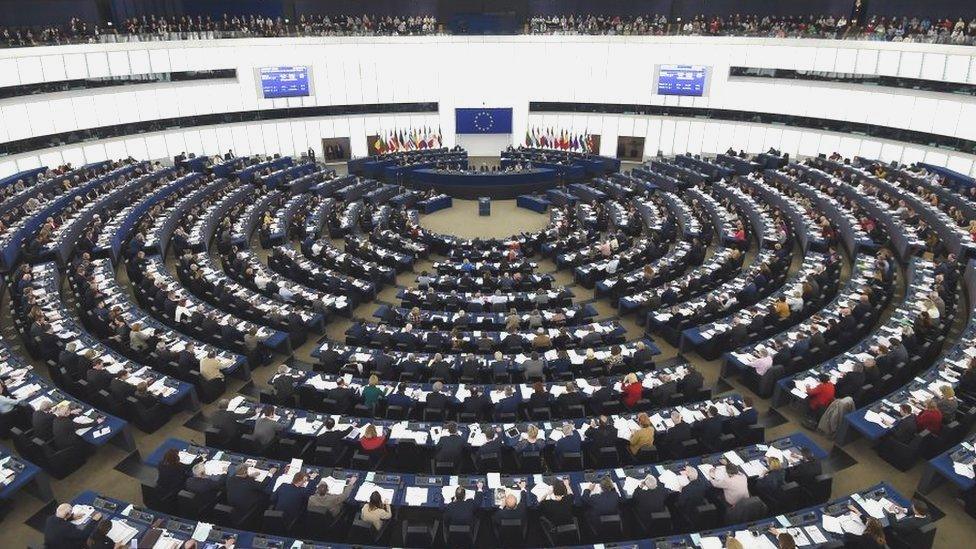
[106,519,139,544]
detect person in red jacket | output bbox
[915,399,943,435]
[621,373,643,409]
[806,374,835,417]
[359,424,387,452]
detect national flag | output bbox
[373,134,385,153]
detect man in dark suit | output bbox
[886,499,931,539]
[493,386,520,418]
[675,466,710,514]
[695,406,724,443]
[492,482,528,528]
[435,422,466,464]
[44,503,101,549]
[85,360,114,391]
[426,381,454,413]
[326,379,355,413]
[556,382,585,415]
[834,362,866,399]
[632,475,668,516]
[588,377,614,415]
[184,462,223,499]
[462,387,491,419]
[272,365,298,403]
[582,476,620,529]
[888,403,917,444]
[386,383,415,412]
[271,471,318,518]
[209,399,241,444]
[226,465,271,515]
[316,417,353,448]
[459,355,481,381]
[52,409,86,452]
[554,423,582,460]
[663,411,692,456]
[443,482,485,528]
[477,428,505,461]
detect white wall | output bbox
[2,36,976,174]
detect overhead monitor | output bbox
[656,64,709,97]
[259,66,312,99]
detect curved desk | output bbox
[406,168,559,199]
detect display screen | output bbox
[260,66,311,98]
[657,64,708,97]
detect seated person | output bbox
[515,424,546,455]
[554,422,582,459]
[581,476,620,529]
[360,491,392,530]
[308,474,358,518]
[443,481,485,528]
[632,474,667,516]
[628,412,655,456]
[358,424,387,454]
[537,478,575,527]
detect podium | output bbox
[478,197,490,216]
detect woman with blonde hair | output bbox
[516,423,545,454]
[938,385,959,422]
[361,374,384,410]
[628,412,655,456]
[621,372,642,409]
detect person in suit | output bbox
[32,401,56,440]
[885,499,931,539]
[252,405,286,448]
[522,351,546,381]
[385,383,415,412]
[632,474,667,516]
[156,448,193,496]
[527,381,552,412]
[631,341,654,368]
[663,411,692,456]
[492,482,527,528]
[538,478,575,527]
[675,466,710,514]
[554,422,582,460]
[272,471,318,519]
[44,503,102,549]
[426,380,454,413]
[754,456,786,501]
[888,403,918,443]
[834,362,865,400]
[226,464,271,515]
[442,481,485,528]
[629,412,655,456]
[307,474,357,518]
[696,406,724,444]
[493,385,520,419]
[586,415,618,459]
[435,422,466,464]
[515,424,546,455]
[51,405,85,452]
[184,462,223,499]
[85,518,116,549]
[477,427,505,461]
[316,416,353,448]
[358,424,387,454]
[462,387,490,419]
[588,377,613,414]
[272,365,299,403]
[581,476,620,529]
[556,381,585,415]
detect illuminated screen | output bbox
[260,66,311,98]
[657,64,708,97]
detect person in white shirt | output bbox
[174,300,193,323]
[708,463,749,509]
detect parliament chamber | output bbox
[3,1,976,548]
